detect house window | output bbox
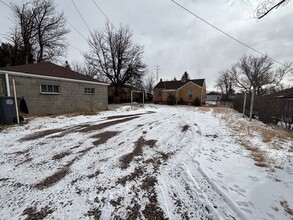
[84,88,95,94]
[158,90,162,96]
[40,85,60,94]
[188,89,192,98]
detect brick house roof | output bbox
[154,79,205,90]
[0,62,104,84]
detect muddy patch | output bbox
[107,113,145,120]
[86,170,101,179]
[117,166,144,185]
[52,151,72,160]
[22,205,54,220]
[205,134,218,139]
[92,131,120,146]
[119,137,157,169]
[87,208,101,220]
[79,116,139,133]
[182,125,190,132]
[0,178,9,182]
[20,128,65,141]
[21,116,137,142]
[49,125,85,138]
[127,200,142,219]
[35,157,77,189]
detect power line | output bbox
[0,0,12,10]
[70,0,92,33]
[91,0,114,27]
[68,43,83,53]
[170,0,284,66]
[66,20,88,41]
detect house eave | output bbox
[178,81,203,90]
[0,70,109,86]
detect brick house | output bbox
[153,74,206,105]
[0,62,108,115]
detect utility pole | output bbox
[155,65,160,82]
[243,92,247,118]
[249,88,255,121]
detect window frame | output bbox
[84,87,95,95]
[188,89,193,98]
[40,84,60,94]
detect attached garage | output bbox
[0,62,108,115]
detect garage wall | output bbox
[4,75,108,115]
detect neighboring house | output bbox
[108,85,144,104]
[153,77,206,105]
[267,87,293,100]
[0,62,108,115]
[206,91,222,102]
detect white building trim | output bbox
[0,70,109,86]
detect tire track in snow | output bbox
[157,111,249,220]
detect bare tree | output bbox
[255,0,290,19]
[10,0,69,63]
[32,0,69,62]
[215,70,234,100]
[11,2,36,63]
[0,30,27,67]
[143,72,156,97]
[71,60,107,82]
[84,22,147,98]
[231,54,291,95]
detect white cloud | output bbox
[0,0,292,88]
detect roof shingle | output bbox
[0,62,103,84]
[154,79,205,90]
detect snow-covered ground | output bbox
[0,105,292,220]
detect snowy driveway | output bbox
[0,105,292,220]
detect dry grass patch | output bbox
[237,140,269,167]
[280,200,293,216]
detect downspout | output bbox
[5,73,11,97]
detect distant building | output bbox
[206,92,222,102]
[153,72,206,106]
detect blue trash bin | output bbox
[0,97,22,124]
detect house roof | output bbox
[207,91,221,95]
[0,62,105,84]
[154,79,205,90]
[267,87,293,98]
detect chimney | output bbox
[160,78,162,82]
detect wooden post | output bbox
[142,91,145,107]
[130,90,133,109]
[243,92,247,118]
[12,79,20,124]
[249,89,255,121]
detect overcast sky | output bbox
[0,0,292,90]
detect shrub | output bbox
[167,94,176,105]
[177,98,183,105]
[193,97,201,106]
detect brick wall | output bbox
[2,75,108,115]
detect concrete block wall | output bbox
[4,75,108,115]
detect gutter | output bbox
[0,70,109,86]
[5,73,11,96]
